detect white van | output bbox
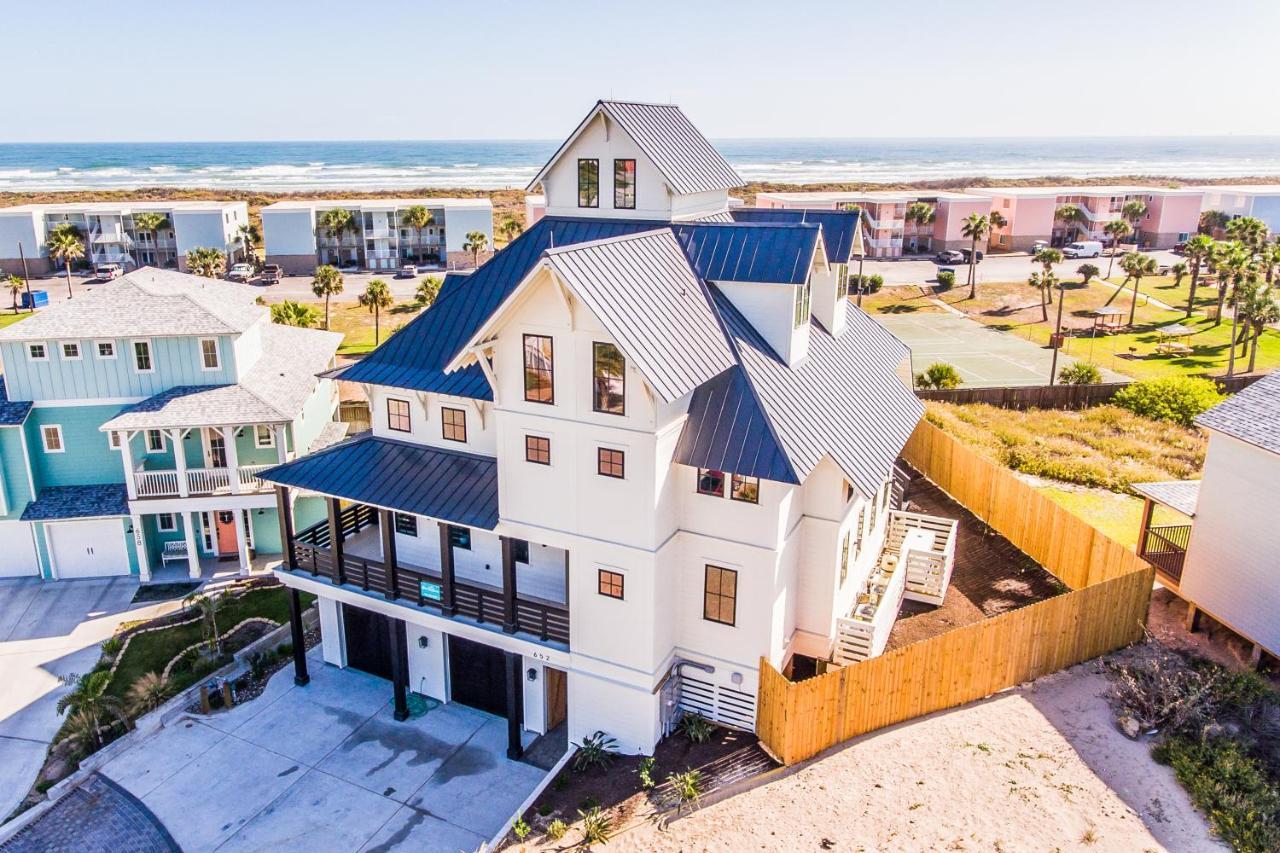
[1062,241,1103,258]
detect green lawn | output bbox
[1038,486,1187,549]
[0,311,32,331]
[1112,272,1221,316]
[322,300,423,355]
[108,587,314,700]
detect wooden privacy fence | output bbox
[755,420,1155,765]
[915,373,1260,411]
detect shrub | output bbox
[678,711,715,744]
[573,730,619,773]
[545,818,567,841]
[1113,376,1225,427]
[668,769,704,812]
[915,362,963,390]
[126,672,173,716]
[935,270,956,289]
[100,635,123,660]
[639,755,656,790]
[512,817,531,841]
[577,806,613,846]
[849,273,884,294]
[1154,736,1280,852]
[1058,361,1102,385]
[1077,263,1100,284]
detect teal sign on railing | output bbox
[419,580,442,602]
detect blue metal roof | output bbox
[0,377,32,426]
[260,433,499,529]
[21,484,130,522]
[730,208,861,264]
[671,222,820,285]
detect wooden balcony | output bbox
[1139,524,1191,584]
[286,502,570,647]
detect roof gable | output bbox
[1196,372,1280,455]
[730,208,861,264]
[670,222,821,284]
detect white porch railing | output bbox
[133,464,275,498]
[186,468,232,495]
[134,469,180,498]
[237,464,273,492]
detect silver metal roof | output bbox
[1196,371,1280,455]
[544,231,736,403]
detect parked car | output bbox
[1172,240,1187,254]
[227,263,255,282]
[94,263,123,281]
[960,248,984,263]
[397,264,418,279]
[260,264,283,284]
[1062,240,1103,259]
[934,250,965,264]
[1030,239,1050,255]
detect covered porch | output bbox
[130,501,277,583]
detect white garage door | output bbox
[0,521,39,577]
[49,519,130,579]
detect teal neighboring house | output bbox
[0,268,343,581]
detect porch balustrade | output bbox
[133,464,275,498]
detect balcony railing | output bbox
[134,464,275,498]
[289,505,570,646]
[1140,524,1191,583]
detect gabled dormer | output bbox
[526,100,744,222]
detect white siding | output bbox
[262,207,318,256]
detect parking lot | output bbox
[859,248,1180,286]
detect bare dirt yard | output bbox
[571,661,1219,853]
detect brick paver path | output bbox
[1,773,177,853]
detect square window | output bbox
[61,342,81,360]
[731,474,760,504]
[145,429,165,453]
[441,407,467,442]
[597,447,624,479]
[157,513,176,532]
[447,525,471,550]
[577,159,599,208]
[254,425,275,448]
[613,159,636,210]
[511,538,530,564]
[697,468,725,497]
[522,334,554,404]
[387,397,411,433]
[41,425,63,453]
[28,343,47,361]
[525,434,551,465]
[703,565,737,626]
[200,338,220,370]
[592,342,625,415]
[394,513,418,536]
[598,568,624,600]
[96,341,116,359]
[133,340,153,372]
[109,431,121,449]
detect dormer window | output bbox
[613,159,636,210]
[793,281,811,328]
[577,159,599,208]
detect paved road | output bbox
[859,249,1181,286]
[0,578,183,822]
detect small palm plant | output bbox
[126,672,173,716]
[57,671,129,751]
[6,274,25,312]
[415,275,443,308]
[401,205,434,263]
[311,264,345,330]
[915,362,963,390]
[183,591,227,655]
[185,247,226,278]
[1058,361,1102,385]
[572,730,619,773]
[46,223,85,299]
[463,230,489,267]
[270,300,321,328]
[358,278,394,345]
[1077,263,1100,284]
[1169,261,1188,287]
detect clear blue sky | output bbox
[7,0,1279,142]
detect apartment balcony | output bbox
[364,227,395,240]
[288,503,570,647]
[134,463,276,498]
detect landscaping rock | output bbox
[1117,715,1142,740]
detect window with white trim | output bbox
[145,429,165,453]
[27,343,47,361]
[96,341,116,359]
[61,342,81,360]
[200,338,220,370]
[157,513,176,532]
[133,340,153,372]
[109,431,121,449]
[41,425,64,453]
[254,425,275,448]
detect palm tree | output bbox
[1119,251,1157,325]
[1054,204,1085,242]
[1033,247,1064,305]
[960,213,989,299]
[1026,271,1055,322]
[1262,242,1280,284]
[416,275,443,308]
[1182,234,1215,318]
[1239,281,1279,374]
[1225,216,1269,254]
[401,205,434,264]
[1077,263,1100,284]
[310,265,344,330]
[131,212,170,267]
[358,278,394,345]
[1121,199,1148,246]
[46,223,85,299]
[270,300,321,328]
[1103,220,1132,279]
[183,591,227,655]
[988,209,1008,235]
[1214,242,1252,330]
[56,670,129,751]
[904,202,935,252]
[237,223,262,267]
[6,274,25,313]
[463,230,489,267]
[1169,262,1188,288]
[318,207,357,267]
[498,217,524,245]
[126,672,173,716]
[1199,209,1229,236]
[185,247,226,278]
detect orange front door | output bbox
[215,511,238,558]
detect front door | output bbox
[215,511,238,559]
[448,635,507,717]
[342,605,394,680]
[544,667,568,730]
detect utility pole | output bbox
[1049,275,1066,385]
[17,243,32,312]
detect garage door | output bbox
[48,519,130,579]
[341,604,393,680]
[448,636,509,717]
[0,522,39,577]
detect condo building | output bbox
[259,100,924,759]
[1195,185,1280,234]
[260,198,494,275]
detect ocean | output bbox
[1,137,1278,193]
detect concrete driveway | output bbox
[97,651,545,852]
[0,576,165,821]
[861,249,1181,286]
[877,311,1127,387]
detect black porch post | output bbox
[287,587,309,686]
[326,498,345,584]
[379,509,398,600]
[275,486,295,568]
[504,650,524,760]
[1137,497,1155,559]
[438,523,456,615]
[389,617,409,721]
[501,536,517,634]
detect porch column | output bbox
[287,587,309,686]
[504,650,524,760]
[275,486,296,568]
[378,509,398,600]
[182,511,200,580]
[120,431,137,500]
[437,523,456,615]
[327,498,346,585]
[171,428,189,498]
[1136,497,1154,558]
[390,617,409,721]
[131,514,151,582]
[273,424,288,463]
[223,426,242,494]
[233,508,251,575]
[500,536,517,634]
